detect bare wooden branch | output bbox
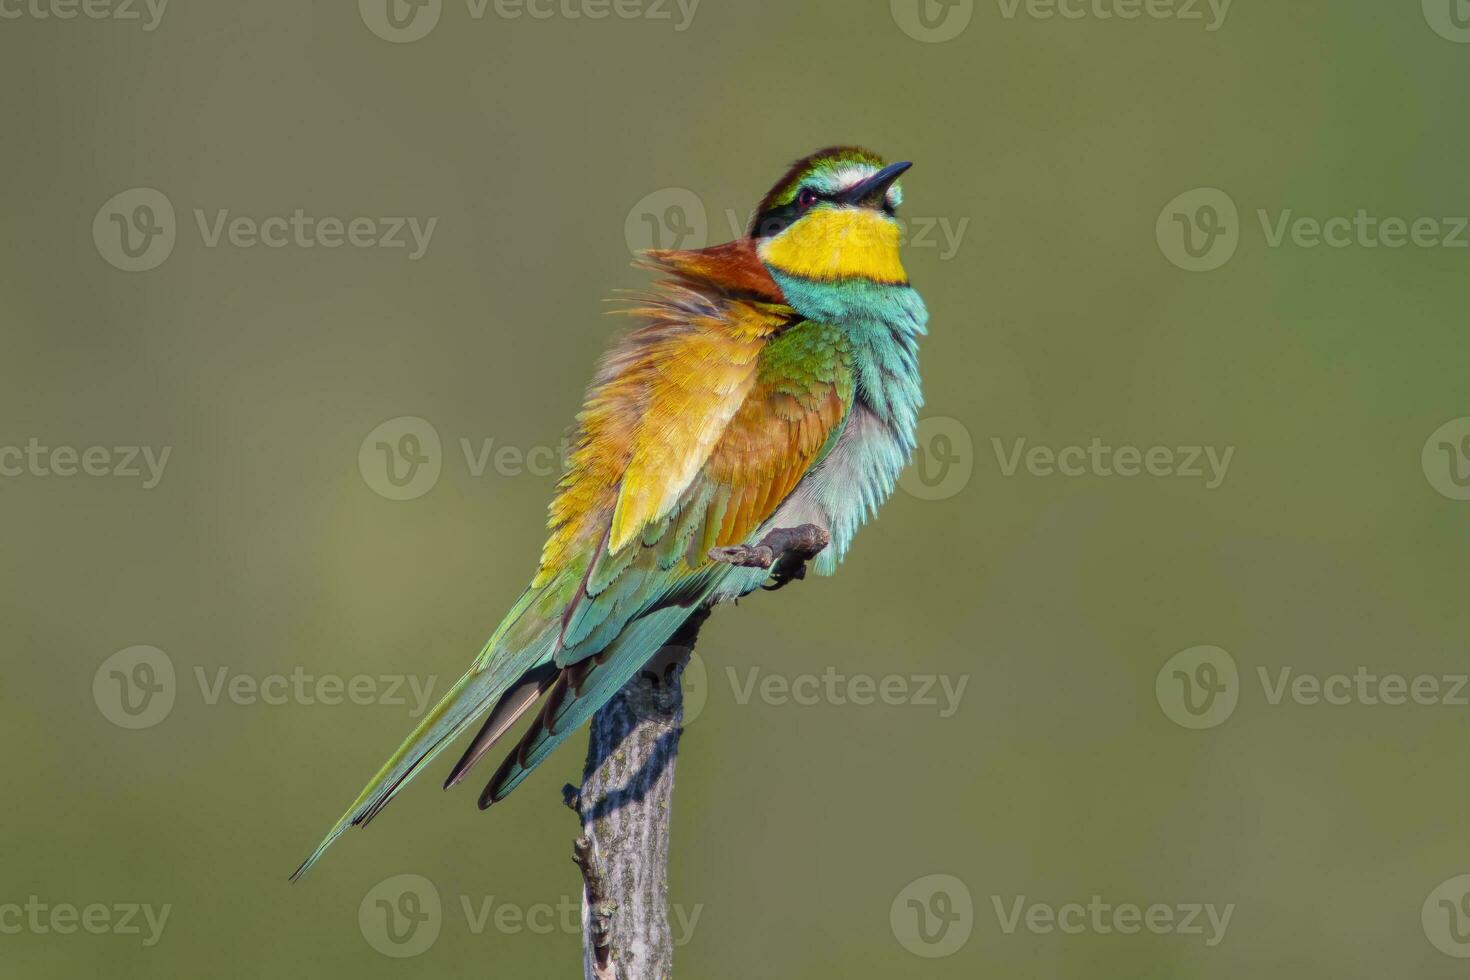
[569,831,616,979]
[570,608,706,980]
[569,524,827,978]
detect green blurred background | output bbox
[5,0,1470,976]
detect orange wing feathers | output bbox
[535,241,842,588]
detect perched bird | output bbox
[292,147,927,880]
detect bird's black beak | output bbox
[838,161,912,208]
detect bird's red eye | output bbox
[796,188,818,209]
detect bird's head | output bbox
[750,146,912,288]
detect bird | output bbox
[291,146,928,880]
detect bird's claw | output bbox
[708,523,829,592]
[761,555,809,591]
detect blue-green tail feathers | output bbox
[479,605,690,806]
[289,590,704,881]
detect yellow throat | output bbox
[758,207,908,285]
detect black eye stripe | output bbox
[749,199,801,237]
[750,183,878,237]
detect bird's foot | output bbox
[708,523,830,592]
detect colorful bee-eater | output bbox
[292,147,927,879]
